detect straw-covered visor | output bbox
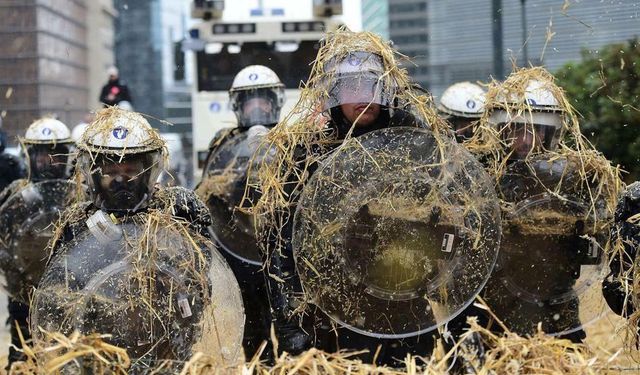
[319,51,395,111]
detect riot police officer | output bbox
[451,73,614,346]
[437,82,485,142]
[0,117,75,367]
[201,65,285,168]
[259,32,500,366]
[196,65,285,359]
[29,108,244,370]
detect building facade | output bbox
[362,0,389,39]
[113,0,163,119]
[87,0,117,111]
[0,0,115,144]
[388,0,429,88]
[0,0,110,143]
[428,0,640,96]
[113,0,192,133]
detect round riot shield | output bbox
[483,156,610,337]
[292,125,501,338]
[199,131,270,266]
[0,179,76,302]
[31,218,244,367]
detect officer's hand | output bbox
[602,277,631,317]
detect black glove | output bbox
[275,319,312,355]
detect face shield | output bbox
[490,109,563,160]
[81,150,163,213]
[25,143,72,181]
[447,116,476,142]
[231,87,283,128]
[321,52,395,128]
[322,52,393,109]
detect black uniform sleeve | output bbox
[196,128,239,186]
[259,145,318,354]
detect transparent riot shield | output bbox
[31,217,244,368]
[199,129,270,266]
[292,124,501,338]
[0,180,77,302]
[483,156,610,337]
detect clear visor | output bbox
[230,87,283,128]
[322,73,392,111]
[447,116,476,142]
[80,151,163,212]
[490,110,563,159]
[25,143,72,181]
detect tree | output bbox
[556,38,640,182]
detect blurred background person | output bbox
[99,66,133,108]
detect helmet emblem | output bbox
[249,73,259,81]
[466,100,476,109]
[209,102,221,112]
[527,98,537,106]
[42,127,52,136]
[347,54,363,66]
[112,127,128,140]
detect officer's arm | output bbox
[197,128,236,184]
[259,147,314,355]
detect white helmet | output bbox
[22,118,74,181]
[71,122,89,142]
[229,65,285,128]
[78,108,166,213]
[438,82,485,119]
[489,79,565,159]
[117,101,134,111]
[23,118,72,144]
[79,110,165,155]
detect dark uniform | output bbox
[51,186,211,254]
[602,182,640,330]
[0,132,26,193]
[198,126,272,359]
[263,108,439,365]
[0,179,29,367]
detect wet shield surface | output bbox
[483,156,610,337]
[199,131,269,266]
[31,218,244,368]
[0,180,76,302]
[293,125,501,338]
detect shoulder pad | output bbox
[151,186,212,227]
[208,128,239,151]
